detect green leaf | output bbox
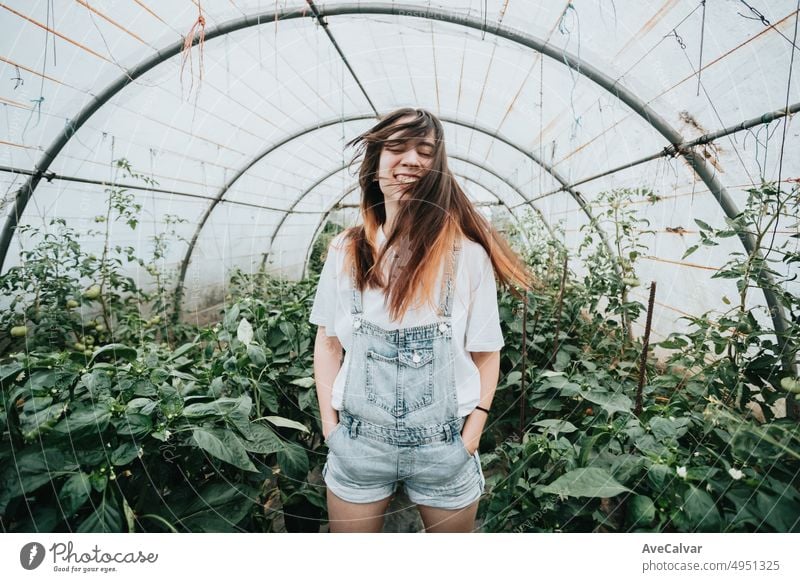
[628,495,656,527]
[682,485,722,532]
[90,344,137,362]
[89,470,108,493]
[247,344,267,367]
[183,397,249,419]
[290,377,315,388]
[240,423,284,455]
[169,342,197,361]
[539,468,631,498]
[260,415,310,433]
[53,405,112,436]
[694,218,713,232]
[192,427,258,472]
[110,442,140,465]
[59,472,92,516]
[172,482,257,532]
[114,413,152,437]
[647,464,672,490]
[298,388,316,412]
[277,441,309,481]
[19,400,66,436]
[0,362,23,389]
[610,454,645,484]
[77,491,124,532]
[126,398,158,416]
[502,370,522,388]
[533,419,578,436]
[279,321,296,340]
[581,391,633,416]
[681,244,699,259]
[236,317,254,345]
[649,417,677,441]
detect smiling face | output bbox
[375,118,437,202]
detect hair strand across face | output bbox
[342,107,538,322]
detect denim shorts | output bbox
[322,411,486,510]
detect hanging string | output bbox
[48,0,56,67]
[558,4,583,142]
[24,97,44,132]
[481,0,488,40]
[737,0,770,25]
[763,0,800,260]
[696,0,706,96]
[12,65,24,90]
[21,0,54,143]
[180,1,206,99]
[669,28,686,50]
[737,0,799,50]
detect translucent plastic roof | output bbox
[1,1,798,344]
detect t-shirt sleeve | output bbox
[309,238,340,337]
[465,244,505,352]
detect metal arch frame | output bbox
[303,171,555,277]
[295,166,557,280]
[171,117,373,315]
[272,155,555,273]
[177,113,609,312]
[0,1,788,370]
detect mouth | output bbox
[394,173,420,184]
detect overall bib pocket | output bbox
[365,347,435,417]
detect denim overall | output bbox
[322,240,485,509]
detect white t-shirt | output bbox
[309,225,504,417]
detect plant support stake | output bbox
[635,281,657,416]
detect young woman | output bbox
[310,107,533,533]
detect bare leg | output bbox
[326,489,394,533]
[417,499,480,533]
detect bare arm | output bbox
[313,326,343,439]
[460,350,501,454]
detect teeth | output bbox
[396,175,418,183]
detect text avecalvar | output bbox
[642,544,702,554]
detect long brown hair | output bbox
[342,107,537,322]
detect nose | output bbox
[400,147,421,167]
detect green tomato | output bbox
[95,323,107,333]
[622,277,641,287]
[10,326,27,338]
[83,285,101,300]
[67,299,79,309]
[780,377,800,394]
[149,315,161,325]
[83,349,94,357]
[74,342,86,351]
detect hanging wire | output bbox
[77,0,140,84]
[696,0,707,96]
[763,0,800,259]
[669,17,759,188]
[482,0,488,40]
[11,65,24,90]
[2,5,335,176]
[737,0,800,50]
[737,0,770,24]
[557,4,583,142]
[19,0,53,144]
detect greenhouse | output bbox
[0,0,798,534]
